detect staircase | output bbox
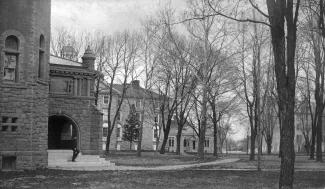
[47,150,115,170]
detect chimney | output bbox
[131,80,140,88]
[81,46,96,69]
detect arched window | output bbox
[4,35,19,82]
[38,35,45,78]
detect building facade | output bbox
[0,0,102,170]
[99,80,218,154]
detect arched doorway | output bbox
[48,115,79,149]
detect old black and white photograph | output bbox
[0,0,325,188]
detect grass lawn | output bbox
[196,154,325,171]
[1,152,325,188]
[1,169,325,189]
[105,151,218,166]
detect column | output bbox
[78,78,82,96]
[73,78,78,96]
[87,78,91,96]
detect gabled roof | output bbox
[100,80,165,100]
[99,82,121,96]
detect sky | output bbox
[51,0,246,141]
[51,0,187,34]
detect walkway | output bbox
[48,158,240,171]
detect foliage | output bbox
[123,105,140,144]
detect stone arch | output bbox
[48,112,81,150]
[0,30,26,83]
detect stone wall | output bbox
[0,0,51,170]
[49,96,102,155]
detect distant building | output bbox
[98,80,163,151]
[98,80,220,153]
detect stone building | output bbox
[99,80,218,154]
[0,0,103,170]
[99,80,163,151]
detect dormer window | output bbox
[4,36,19,82]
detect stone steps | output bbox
[47,150,115,168]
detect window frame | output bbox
[153,126,159,141]
[168,136,175,147]
[103,95,109,104]
[205,137,210,147]
[116,124,122,141]
[1,31,25,84]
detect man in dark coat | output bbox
[71,136,79,162]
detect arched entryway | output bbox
[48,115,79,149]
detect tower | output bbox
[0,0,51,170]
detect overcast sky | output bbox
[51,0,246,141]
[51,0,187,34]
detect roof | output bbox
[50,55,83,67]
[113,84,162,100]
[100,80,165,100]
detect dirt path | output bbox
[51,158,240,171]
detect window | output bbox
[168,137,175,147]
[4,36,19,82]
[116,111,122,122]
[135,100,141,108]
[193,141,196,150]
[103,127,108,137]
[154,115,159,123]
[103,95,109,104]
[205,138,210,147]
[116,124,122,141]
[296,135,302,143]
[1,117,18,133]
[153,126,159,141]
[2,156,17,170]
[38,35,45,78]
[136,112,142,122]
[116,128,121,138]
[183,138,187,147]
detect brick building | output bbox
[0,0,103,170]
[99,80,218,154]
[99,80,162,151]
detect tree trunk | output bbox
[267,139,272,155]
[129,141,132,151]
[316,116,323,162]
[249,130,257,161]
[310,128,316,159]
[160,121,171,154]
[305,137,310,155]
[105,129,113,155]
[160,133,168,154]
[176,125,182,155]
[246,135,249,155]
[213,124,218,156]
[266,1,299,187]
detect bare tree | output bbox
[104,31,141,155]
[203,0,301,187]
[300,0,325,162]
[50,26,91,61]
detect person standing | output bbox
[71,136,79,162]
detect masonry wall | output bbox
[49,97,103,155]
[0,0,51,170]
